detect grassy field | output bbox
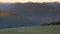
[0,25,60,34]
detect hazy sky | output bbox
[0,0,60,3]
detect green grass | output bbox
[0,25,60,34]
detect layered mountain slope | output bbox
[0,3,60,27]
[0,10,40,28]
[9,3,60,22]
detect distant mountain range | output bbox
[0,2,60,10]
[0,2,60,28]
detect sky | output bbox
[0,0,60,3]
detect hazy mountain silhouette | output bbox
[0,10,41,28]
[0,2,60,28]
[8,2,60,23]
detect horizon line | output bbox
[0,1,60,3]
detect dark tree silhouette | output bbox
[48,21,60,25]
[42,21,60,26]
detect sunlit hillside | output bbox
[0,10,12,17]
[0,10,23,19]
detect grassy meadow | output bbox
[0,25,60,34]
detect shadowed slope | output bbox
[0,10,40,28]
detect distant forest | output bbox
[42,21,60,26]
[0,2,60,12]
